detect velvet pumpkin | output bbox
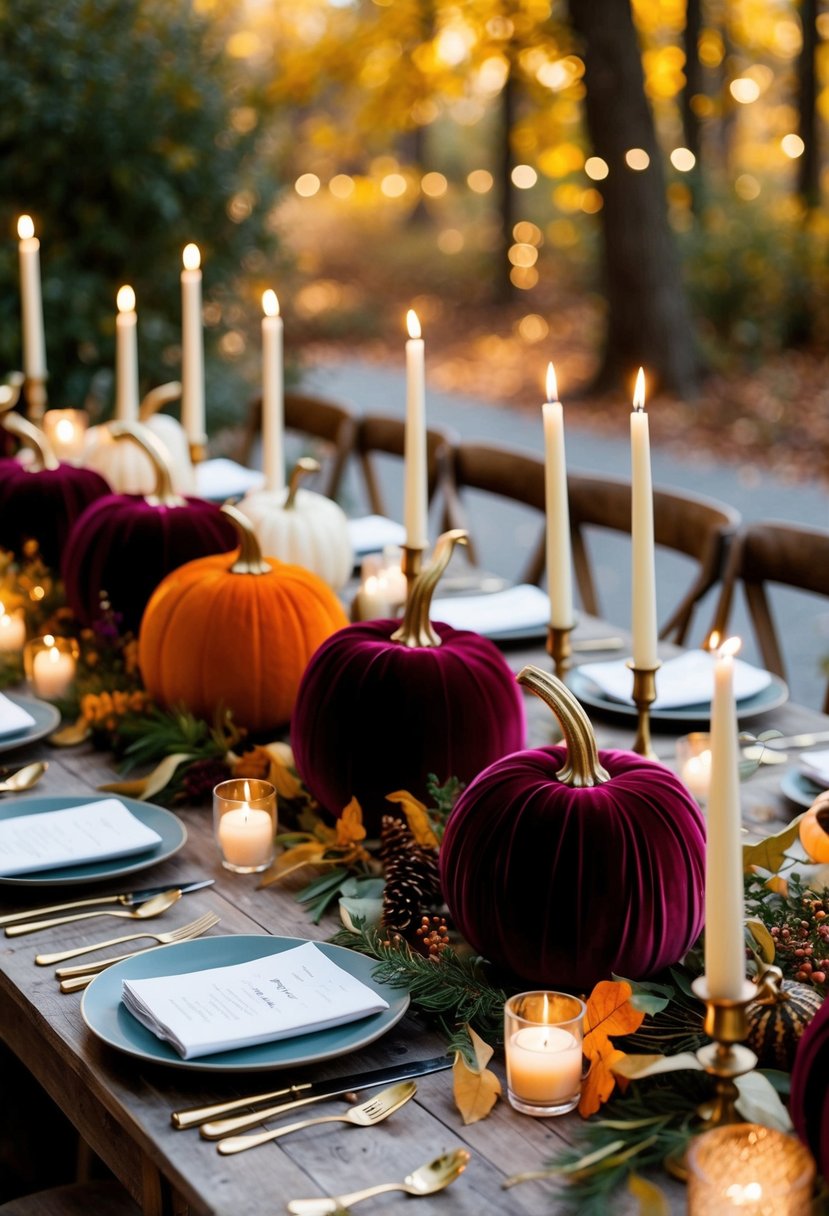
[440,666,706,990]
[799,792,829,863]
[791,992,829,1177]
[291,530,526,832]
[83,382,195,495]
[0,411,110,566]
[139,503,349,732]
[62,422,236,631]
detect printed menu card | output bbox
[0,798,163,876]
[121,941,390,1059]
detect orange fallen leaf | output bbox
[453,1025,501,1125]
[579,1043,626,1117]
[336,797,367,847]
[386,790,439,849]
[579,979,644,1118]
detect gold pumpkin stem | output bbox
[284,457,321,509]
[138,381,182,422]
[517,665,611,788]
[109,420,185,507]
[2,410,60,471]
[391,529,468,648]
[221,503,272,575]
[0,373,25,416]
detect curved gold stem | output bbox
[138,381,182,422]
[0,373,25,415]
[391,529,468,648]
[108,421,184,507]
[2,410,59,470]
[220,503,271,575]
[284,457,321,509]
[517,665,610,788]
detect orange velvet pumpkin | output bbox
[138,504,348,731]
[799,793,829,863]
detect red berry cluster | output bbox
[768,896,829,989]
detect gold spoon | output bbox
[5,888,182,936]
[0,761,47,794]
[286,1149,471,1214]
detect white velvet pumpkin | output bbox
[83,415,194,495]
[242,475,353,591]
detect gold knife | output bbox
[0,879,214,927]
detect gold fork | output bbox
[36,911,220,967]
[216,1082,417,1156]
[57,913,221,992]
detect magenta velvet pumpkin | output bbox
[791,994,829,1177]
[440,666,706,990]
[291,531,526,832]
[61,424,236,631]
[0,414,110,566]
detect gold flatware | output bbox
[57,913,221,992]
[6,888,181,938]
[0,878,214,928]
[35,905,214,966]
[286,1148,471,1214]
[0,761,47,795]
[216,1082,416,1157]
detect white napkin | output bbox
[195,458,265,501]
[578,650,774,710]
[800,748,829,790]
[431,584,550,637]
[0,798,163,876]
[122,941,390,1059]
[0,693,36,739]
[347,515,407,557]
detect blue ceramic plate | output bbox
[569,668,789,730]
[0,693,60,754]
[81,935,410,1072]
[0,795,186,887]
[780,769,827,809]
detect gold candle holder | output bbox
[546,624,574,680]
[188,439,207,465]
[401,544,425,599]
[23,375,47,422]
[627,660,661,759]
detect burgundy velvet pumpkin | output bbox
[0,412,110,566]
[791,993,829,1177]
[440,666,706,990]
[291,531,526,832]
[62,423,236,631]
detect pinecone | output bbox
[381,814,442,935]
[180,758,232,804]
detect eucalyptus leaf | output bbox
[743,816,804,874]
[613,975,674,1016]
[612,1052,703,1080]
[339,894,384,929]
[758,1069,792,1097]
[735,1071,793,1133]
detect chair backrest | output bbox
[355,414,457,518]
[710,520,829,712]
[239,392,358,499]
[444,443,740,642]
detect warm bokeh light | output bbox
[380,173,407,198]
[735,174,761,200]
[584,156,609,181]
[730,77,761,104]
[329,174,355,199]
[546,362,558,402]
[437,228,464,253]
[781,134,805,159]
[670,147,696,172]
[513,221,542,245]
[633,367,646,411]
[467,169,494,194]
[625,148,650,171]
[421,172,448,198]
[508,243,538,268]
[295,173,321,197]
[182,243,200,271]
[17,215,34,240]
[580,189,603,213]
[406,309,421,339]
[511,164,538,189]
[262,289,279,318]
[517,314,549,343]
[116,285,135,313]
[510,266,539,290]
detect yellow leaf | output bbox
[583,980,645,1059]
[386,790,439,848]
[98,752,193,802]
[579,1044,626,1117]
[628,1172,669,1215]
[336,797,367,847]
[453,1026,501,1125]
[48,715,91,747]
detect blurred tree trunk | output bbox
[797,0,819,207]
[681,0,704,211]
[495,54,517,303]
[569,0,701,397]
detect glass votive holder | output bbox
[504,990,585,1117]
[687,1124,815,1215]
[0,606,26,656]
[676,731,712,801]
[24,634,79,700]
[213,778,277,874]
[42,408,88,464]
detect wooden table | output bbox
[1,627,826,1216]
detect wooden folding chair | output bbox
[710,520,829,712]
[354,414,457,518]
[239,392,358,499]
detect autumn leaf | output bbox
[336,797,367,847]
[386,789,439,848]
[579,1044,626,1117]
[99,752,193,801]
[743,816,803,874]
[453,1025,501,1125]
[578,980,645,1118]
[628,1172,669,1215]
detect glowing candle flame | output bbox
[406,309,421,340]
[262,289,279,318]
[17,215,34,241]
[55,419,75,443]
[182,243,201,271]
[116,284,135,313]
[633,367,646,412]
[545,362,558,403]
[719,636,742,660]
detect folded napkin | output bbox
[578,650,774,710]
[346,515,407,557]
[800,748,829,791]
[0,798,163,877]
[0,693,36,739]
[195,458,264,501]
[431,584,550,637]
[122,941,390,1059]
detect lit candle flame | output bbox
[17,215,34,241]
[182,243,201,272]
[633,367,646,412]
[47,645,60,666]
[406,309,421,340]
[55,419,75,443]
[44,634,55,646]
[243,779,251,802]
[116,284,135,313]
[262,289,279,318]
[707,630,720,652]
[545,362,558,403]
[718,636,742,660]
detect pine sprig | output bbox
[329,922,506,1044]
[116,704,244,770]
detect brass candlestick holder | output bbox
[188,439,207,465]
[627,660,661,759]
[24,375,47,423]
[401,544,425,599]
[546,624,574,680]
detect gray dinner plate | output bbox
[0,692,60,754]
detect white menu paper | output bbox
[579,650,773,710]
[0,799,163,876]
[346,515,407,557]
[431,584,549,637]
[801,748,829,790]
[122,941,390,1059]
[0,693,36,739]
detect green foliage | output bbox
[0,0,279,422]
[116,704,242,770]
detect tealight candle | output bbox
[0,607,26,655]
[687,1124,815,1215]
[32,644,75,699]
[504,991,585,1116]
[213,778,277,874]
[42,409,88,464]
[676,732,713,801]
